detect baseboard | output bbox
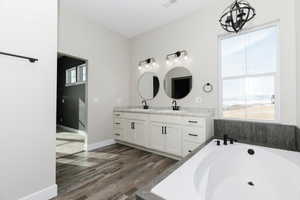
[19,184,57,200]
[87,139,116,151]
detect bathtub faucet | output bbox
[223,134,237,145]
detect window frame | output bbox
[65,64,87,87]
[217,22,281,123]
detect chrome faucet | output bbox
[172,100,180,111]
[142,100,149,110]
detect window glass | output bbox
[220,25,278,121]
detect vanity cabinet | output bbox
[113,111,213,158]
[124,120,147,147]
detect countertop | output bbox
[113,106,215,118]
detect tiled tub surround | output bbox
[136,120,300,200]
[214,119,300,152]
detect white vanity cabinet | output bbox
[124,119,147,147]
[149,122,182,156]
[113,110,213,159]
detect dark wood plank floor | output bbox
[54,144,177,200]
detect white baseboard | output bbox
[87,139,116,151]
[19,184,57,200]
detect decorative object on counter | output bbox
[166,50,189,66]
[203,82,213,93]
[138,57,158,70]
[138,72,160,101]
[171,100,180,111]
[219,0,256,33]
[164,67,192,100]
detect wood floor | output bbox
[54,144,177,200]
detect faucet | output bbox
[172,100,180,111]
[223,134,237,145]
[142,100,149,110]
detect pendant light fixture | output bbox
[219,0,256,33]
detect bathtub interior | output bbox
[152,140,300,200]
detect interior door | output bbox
[150,122,165,152]
[134,121,147,146]
[165,125,182,156]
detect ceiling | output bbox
[60,0,211,38]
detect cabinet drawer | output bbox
[182,141,200,157]
[113,112,123,118]
[113,130,123,140]
[150,114,181,125]
[123,113,148,121]
[183,117,205,127]
[182,127,205,143]
[113,118,123,129]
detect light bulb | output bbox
[174,58,179,63]
[145,64,149,68]
[138,66,142,70]
[184,55,188,60]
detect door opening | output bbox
[56,53,88,159]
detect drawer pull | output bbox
[115,122,121,125]
[188,133,198,137]
[188,120,198,124]
[115,133,121,136]
[188,150,192,153]
[114,114,121,117]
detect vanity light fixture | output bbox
[138,58,157,70]
[219,0,256,33]
[166,50,189,66]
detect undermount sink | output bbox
[157,109,186,113]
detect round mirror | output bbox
[138,72,160,100]
[164,67,192,99]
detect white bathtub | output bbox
[152,139,300,200]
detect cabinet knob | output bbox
[188,133,198,137]
[188,120,198,124]
[188,150,192,153]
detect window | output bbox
[77,64,87,83]
[65,64,87,86]
[65,67,77,86]
[219,25,279,121]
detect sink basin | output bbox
[127,108,153,112]
[156,110,186,114]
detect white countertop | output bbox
[113,107,214,118]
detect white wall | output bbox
[58,4,131,145]
[130,0,297,125]
[0,0,57,200]
[296,1,300,127]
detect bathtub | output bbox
[151,139,300,200]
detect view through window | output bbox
[220,25,278,121]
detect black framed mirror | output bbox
[138,72,160,100]
[164,67,192,99]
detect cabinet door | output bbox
[150,122,165,152]
[124,120,135,143]
[133,121,147,146]
[165,125,182,156]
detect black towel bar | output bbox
[0,51,38,63]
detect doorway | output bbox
[56,53,88,159]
